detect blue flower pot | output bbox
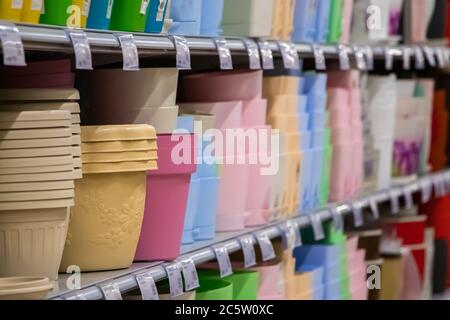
[182,175,201,244]
[87,0,114,30]
[315,0,331,43]
[145,0,168,33]
[292,0,318,42]
[193,173,220,240]
[200,0,223,36]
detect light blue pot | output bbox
[292,0,318,42]
[310,112,328,131]
[145,0,169,33]
[297,94,308,113]
[310,146,324,210]
[299,147,313,213]
[87,0,114,30]
[200,0,223,36]
[169,21,201,35]
[193,174,220,240]
[182,175,201,244]
[315,0,331,43]
[299,113,310,132]
[169,0,202,36]
[303,73,328,94]
[325,278,341,300]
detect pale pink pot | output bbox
[241,99,268,127]
[329,143,353,202]
[253,262,283,298]
[351,285,369,300]
[179,101,243,130]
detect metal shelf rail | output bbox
[50,169,450,300]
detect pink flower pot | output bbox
[329,143,353,202]
[135,134,197,261]
[349,267,367,292]
[253,262,283,298]
[351,285,369,300]
[241,99,267,127]
[179,101,242,130]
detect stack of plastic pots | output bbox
[252,261,285,300]
[346,237,368,300]
[200,0,224,36]
[291,0,317,43]
[282,251,315,300]
[0,110,76,281]
[0,88,82,180]
[135,133,196,261]
[59,124,157,272]
[271,0,295,39]
[22,0,44,24]
[0,277,53,300]
[221,0,274,37]
[168,0,202,35]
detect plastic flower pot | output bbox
[200,0,223,36]
[181,174,200,244]
[196,279,233,300]
[253,261,283,298]
[0,164,74,175]
[263,76,300,97]
[294,245,340,270]
[81,150,157,163]
[39,0,72,26]
[0,277,53,300]
[87,0,114,30]
[180,101,242,130]
[81,140,157,153]
[109,0,150,32]
[21,0,43,23]
[348,267,366,292]
[145,0,168,33]
[329,143,353,202]
[325,278,342,300]
[309,146,324,211]
[351,285,368,300]
[168,21,201,35]
[135,133,196,261]
[241,99,267,127]
[299,147,312,213]
[0,0,23,22]
[291,0,317,42]
[0,207,69,280]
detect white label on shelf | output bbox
[100,283,122,300]
[353,46,367,70]
[435,47,447,69]
[156,0,166,21]
[213,245,233,278]
[82,0,90,16]
[170,35,191,70]
[389,189,401,215]
[419,177,433,203]
[279,221,300,251]
[369,196,380,220]
[179,258,200,291]
[140,0,149,15]
[423,46,437,67]
[432,175,446,198]
[243,39,261,70]
[329,206,343,232]
[403,186,414,210]
[258,40,274,70]
[214,38,233,70]
[278,41,300,70]
[239,235,257,268]
[66,30,92,70]
[0,22,26,67]
[311,44,326,70]
[414,46,425,69]
[31,0,42,11]
[106,0,114,19]
[351,202,364,228]
[12,0,23,9]
[41,0,45,13]
[116,34,139,71]
[384,47,394,70]
[256,232,276,262]
[337,44,351,70]
[364,46,374,70]
[164,263,184,298]
[135,272,159,300]
[309,214,325,241]
[403,47,412,70]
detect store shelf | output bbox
[48,169,450,300]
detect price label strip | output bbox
[353,46,367,71]
[329,205,343,232]
[135,272,159,300]
[384,47,394,70]
[403,46,412,70]
[170,35,191,70]
[364,46,374,70]
[116,34,139,71]
[258,40,274,70]
[239,235,257,268]
[432,175,446,198]
[213,245,233,278]
[311,44,326,70]
[213,38,233,70]
[243,38,261,70]
[99,282,122,300]
[278,41,300,70]
[389,189,401,215]
[337,44,351,70]
[423,46,437,67]
[369,196,380,220]
[309,214,325,241]
[419,177,433,204]
[278,221,301,251]
[179,258,200,291]
[256,232,276,262]
[403,185,414,210]
[435,47,447,69]
[0,22,26,66]
[414,46,425,70]
[164,263,184,298]
[351,202,364,228]
[66,30,93,70]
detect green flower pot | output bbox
[196,278,233,300]
[40,0,73,26]
[109,0,149,32]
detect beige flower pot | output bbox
[82,160,158,174]
[0,128,72,140]
[0,146,73,159]
[0,189,74,202]
[0,207,70,280]
[0,180,74,192]
[0,155,74,168]
[0,164,74,175]
[81,150,158,164]
[81,140,157,153]
[0,137,73,150]
[0,277,53,300]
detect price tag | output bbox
[66,30,92,70]
[353,46,367,70]
[414,46,425,69]
[239,235,257,268]
[140,0,149,14]
[99,283,122,300]
[116,34,139,71]
[279,221,301,251]
[31,0,43,11]
[243,39,261,70]
[258,40,274,70]
[403,46,412,70]
[329,206,343,232]
[403,186,414,210]
[170,35,191,70]
[337,44,351,70]
[278,41,300,70]
[389,189,401,215]
[309,214,325,241]
[351,202,364,227]
[135,272,159,300]
[369,196,380,220]
[435,47,447,69]
[444,48,450,67]
[364,46,374,70]
[311,44,326,70]
[12,0,23,9]
[0,22,26,66]
[213,245,233,278]
[106,0,114,19]
[419,177,433,203]
[164,264,184,298]
[384,47,394,70]
[256,232,276,262]
[179,258,200,291]
[156,0,166,21]
[214,38,233,70]
[423,46,437,67]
